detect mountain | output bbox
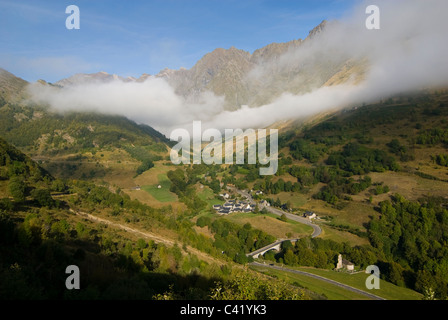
[158,20,365,109]
[53,20,366,110]
[54,71,139,87]
[0,71,171,186]
[0,68,28,104]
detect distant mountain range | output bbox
[52,20,366,110]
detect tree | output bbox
[281,240,293,251]
[137,238,147,250]
[136,159,154,175]
[284,249,298,266]
[274,197,281,207]
[51,179,67,192]
[31,188,54,207]
[196,216,210,228]
[8,176,26,203]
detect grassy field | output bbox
[197,185,225,207]
[37,149,141,188]
[251,264,422,300]
[275,191,308,208]
[124,162,183,209]
[317,224,370,246]
[141,173,177,202]
[225,211,314,239]
[368,170,448,201]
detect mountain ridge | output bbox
[49,19,366,110]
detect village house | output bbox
[213,200,255,215]
[303,211,316,220]
[259,199,270,207]
[336,254,355,272]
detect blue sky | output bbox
[0,0,357,82]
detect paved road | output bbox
[250,262,386,300]
[230,187,322,238]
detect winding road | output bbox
[250,261,386,300]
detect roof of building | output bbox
[342,259,354,266]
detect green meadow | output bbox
[142,173,177,202]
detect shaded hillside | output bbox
[0,136,50,181]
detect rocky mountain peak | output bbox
[306,20,327,40]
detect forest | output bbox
[258,194,448,299]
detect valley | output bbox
[2,76,447,300]
[1,5,448,300]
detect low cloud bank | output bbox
[28,0,448,135]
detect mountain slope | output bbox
[0,72,170,186]
[0,68,28,104]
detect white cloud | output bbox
[27,76,225,135]
[27,0,448,136]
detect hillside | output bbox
[0,68,28,104]
[0,71,170,187]
[1,134,317,300]
[222,89,448,298]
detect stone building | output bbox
[336,254,354,272]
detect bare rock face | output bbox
[307,20,327,40]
